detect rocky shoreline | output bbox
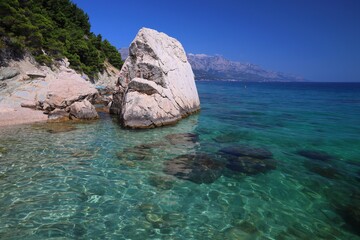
[0,28,200,129]
[0,56,117,127]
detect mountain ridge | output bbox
[187,53,304,82]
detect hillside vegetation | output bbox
[0,0,122,77]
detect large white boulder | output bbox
[111,28,200,128]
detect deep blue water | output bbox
[0,81,359,239]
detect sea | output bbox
[0,81,359,239]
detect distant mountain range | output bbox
[118,48,304,82]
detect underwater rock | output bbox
[213,131,251,143]
[0,147,7,154]
[220,145,273,159]
[139,203,162,215]
[116,144,155,161]
[145,213,163,224]
[225,155,277,175]
[47,109,70,122]
[303,162,340,179]
[148,175,175,190]
[223,226,258,240]
[297,150,335,162]
[335,193,360,236]
[235,221,258,234]
[163,153,224,184]
[45,123,77,134]
[165,133,199,145]
[219,144,276,175]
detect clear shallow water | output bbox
[0,82,359,239]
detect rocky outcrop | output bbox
[110,28,200,128]
[0,57,99,126]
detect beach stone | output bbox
[165,133,199,145]
[163,153,224,184]
[0,67,20,80]
[20,100,37,109]
[69,100,98,120]
[297,150,335,162]
[26,72,46,79]
[110,28,200,128]
[220,145,273,159]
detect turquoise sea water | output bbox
[0,81,359,239]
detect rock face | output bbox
[110,28,200,128]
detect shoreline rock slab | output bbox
[110,28,200,128]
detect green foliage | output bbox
[0,0,123,77]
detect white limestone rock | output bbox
[111,28,200,128]
[0,57,99,126]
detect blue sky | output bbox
[72,0,360,82]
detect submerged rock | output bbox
[47,109,70,122]
[225,155,277,175]
[148,174,175,190]
[116,144,155,161]
[165,133,199,145]
[303,162,340,179]
[45,124,77,134]
[0,147,8,155]
[110,28,200,128]
[213,131,251,143]
[334,193,360,236]
[297,150,335,162]
[219,145,276,175]
[163,153,224,184]
[220,145,273,159]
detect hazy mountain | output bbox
[119,48,129,60]
[119,48,303,82]
[187,54,304,82]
